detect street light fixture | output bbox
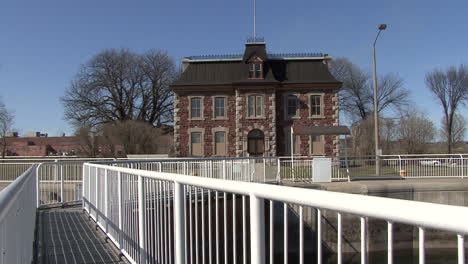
[373,24,387,176]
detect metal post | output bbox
[388,222,393,264]
[223,160,227,180]
[60,165,64,204]
[361,217,367,264]
[138,175,146,264]
[277,158,281,183]
[419,228,425,264]
[250,195,265,264]
[372,25,386,176]
[337,212,342,264]
[263,158,266,182]
[460,154,464,178]
[174,182,186,264]
[117,171,123,250]
[36,165,41,208]
[104,168,108,234]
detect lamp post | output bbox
[373,24,387,176]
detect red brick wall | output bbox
[276,89,338,156]
[174,88,339,157]
[175,91,237,157]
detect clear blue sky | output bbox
[0,0,467,137]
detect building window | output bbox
[190,132,202,156]
[214,97,226,118]
[286,95,299,118]
[310,95,322,117]
[249,62,263,79]
[247,95,263,118]
[310,135,325,155]
[190,97,202,119]
[214,131,226,156]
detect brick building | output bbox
[171,40,341,157]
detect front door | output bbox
[247,129,264,156]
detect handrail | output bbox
[0,166,37,264]
[85,162,468,235]
[0,166,35,220]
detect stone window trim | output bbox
[246,93,266,120]
[309,135,325,156]
[308,93,325,119]
[188,127,205,157]
[283,92,301,120]
[188,95,205,120]
[212,96,228,120]
[212,127,229,156]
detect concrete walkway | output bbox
[35,205,126,264]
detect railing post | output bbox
[60,164,64,204]
[138,175,147,263]
[223,160,227,180]
[36,164,41,208]
[460,154,464,178]
[82,164,86,211]
[250,194,266,264]
[263,158,266,183]
[117,171,123,250]
[277,158,281,183]
[104,168,108,234]
[174,182,186,264]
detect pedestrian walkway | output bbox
[35,205,126,264]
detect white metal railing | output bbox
[332,154,467,179]
[0,163,35,182]
[0,166,37,264]
[99,157,280,183]
[83,162,468,264]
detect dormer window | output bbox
[248,55,263,79]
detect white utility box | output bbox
[313,158,332,182]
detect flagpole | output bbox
[291,126,294,181]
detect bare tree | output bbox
[0,100,14,158]
[100,120,170,156]
[440,114,466,147]
[330,57,409,121]
[425,64,468,153]
[398,108,436,154]
[62,48,177,127]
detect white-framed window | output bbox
[189,97,203,119]
[214,131,227,156]
[249,63,263,79]
[213,97,226,118]
[248,55,263,79]
[286,94,299,118]
[190,132,202,156]
[247,95,264,118]
[310,94,323,118]
[310,135,325,155]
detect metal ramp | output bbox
[35,205,126,264]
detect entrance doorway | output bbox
[247,129,264,156]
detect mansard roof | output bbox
[171,43,341,88]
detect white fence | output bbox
[0,167,37,264]
[83,162,468,264]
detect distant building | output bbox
[3,136,81,156]
[171,40,341,157]
[2,126,174,157]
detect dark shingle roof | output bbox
[172,44,340,88]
